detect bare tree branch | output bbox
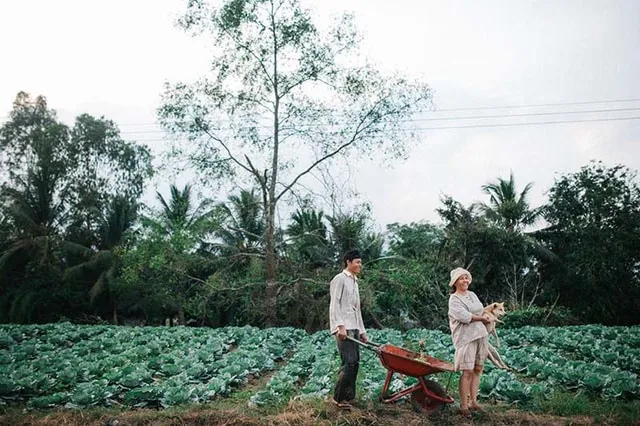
[225,225,265,241]
[215,281,264,292]
[195,120,255,175]
[219,27,275,89]
[275,95,396,202]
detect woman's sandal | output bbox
[459,408,473,419]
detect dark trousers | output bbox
[333,329,360,402]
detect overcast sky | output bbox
[1,0,639,231]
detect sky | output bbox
[1,0,639,232]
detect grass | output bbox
[3,391,639,425]
[533,391,640,425]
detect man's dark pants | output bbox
[333,329,360,402]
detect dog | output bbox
[482,302,511,370]
[483,302,506,348]
[487,343,510,370]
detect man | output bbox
[329,249,367,409]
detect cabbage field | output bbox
[1,323,639,411]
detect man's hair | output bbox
[343,249,362,265]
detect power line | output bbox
[125,115,640,143]
[431,97,640,112]
[112,99,640,128]
[407,107,640,122]
[407,115,640,131]
[4,97,640,126]
[115,106,640,135]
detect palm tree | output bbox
[479,171,541,233]
[0,169,67,274]
[139,184,220,324]
[215,189,265,257]
[145,184,217,245]
[329,211,383,263]
[64,196,138,324]
[286,208,331,267]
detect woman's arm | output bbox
[471,314,491,324]
[449,296,490,324]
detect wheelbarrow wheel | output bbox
[410,380,448,414]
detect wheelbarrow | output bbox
[346,336,455,413]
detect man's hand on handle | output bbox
[335,326,367,343]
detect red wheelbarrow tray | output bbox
[346,336,456,411]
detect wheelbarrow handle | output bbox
[345,335,381,352]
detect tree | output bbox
[0,170,70,323]
[1,93,153,250]
[0,93,74,322]
[215,188,266,259]
[286,208,331,268]
[477,173,554,307]
[64,114,153,248]
[134,184,222,325]
[386,221,444,262]
[64,196,138,324]
[479,171,541,233]
[541,162,640,325]
[159,0,432,324]
[437,195,541,307]
[329,210,383,264]
[145,184,218,247]
[0,92,153,322]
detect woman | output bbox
[447,267,491,418]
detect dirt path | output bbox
[1,400,618,426]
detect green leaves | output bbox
[1,322,639,410]
[0,323,302,408]
[0,92,153,324]
[479,172,540,232]
[542,162,640,325]
[162,0,432,305]
[499,326,640,399]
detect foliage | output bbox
[328,210,383,263]
[214,188,265,261]
[437,196,537,304]
[386,221,444,262]
[159,0,432,325]
[0,92,152,324]
[2,323,637,411]
[501,306,579,329]
[478,171,541,232]
[2,93,640,329]
[285,208,332,268]
[541,162,640,325]
[63,196,139,323]
[363,260,449,331]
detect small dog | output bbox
[487,343,510,370]
[483,302,510,370]
[483,302,506,348]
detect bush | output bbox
[502,306,580,329]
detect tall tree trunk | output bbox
[112,307,118,325]
[265,200,278,327]
[265,6,280,328]
[178,305,185,326]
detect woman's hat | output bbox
[449,267,472,287]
